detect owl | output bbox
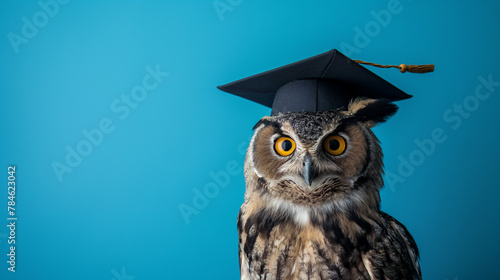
[237,99,421,280]
[218,48,427,280]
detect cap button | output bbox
[399,64,408,73]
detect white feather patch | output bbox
[293,207,310,226]
[362,254,375,280]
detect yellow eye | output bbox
[274,137,296,156]
[324,135,347,156]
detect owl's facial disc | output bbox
[251,112,371,202]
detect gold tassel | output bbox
[353,59,435,73]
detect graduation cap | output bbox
[217,49,433,116]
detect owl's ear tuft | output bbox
[347,98,399,128]
[252,116,278,130]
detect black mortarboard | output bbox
[217,49,412,116]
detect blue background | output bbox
[1,1,499,279]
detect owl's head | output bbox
[245,98,398,211]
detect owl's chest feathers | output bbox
[238,197,382,279]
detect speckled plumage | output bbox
[238,99,421,280]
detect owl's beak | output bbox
[302,153,317,187]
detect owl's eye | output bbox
[274,137,296,156]
[324,135,347,156]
